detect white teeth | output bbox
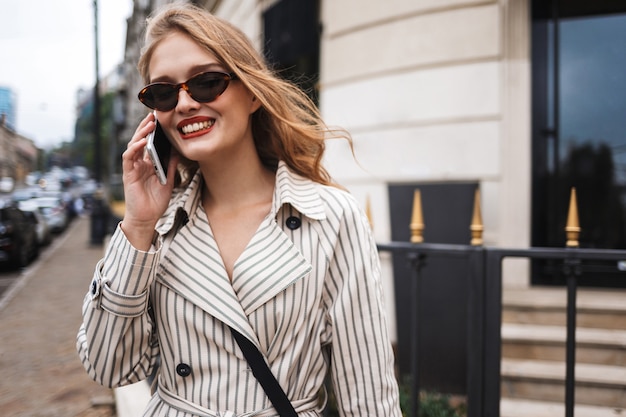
[181,120,214,134]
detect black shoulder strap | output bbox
[231,328,298,417]
[162,213,297,416]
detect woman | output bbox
[77,3,401,416]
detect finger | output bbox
[123,137,147,161]
[127,113,155,148]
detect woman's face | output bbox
[148,32,260,164]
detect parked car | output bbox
[0,205,39,268]
[30,196,68,233]
[25,171,42,187]
[19,200,52,246]
[11,186,41,202]
[0,177,15,193]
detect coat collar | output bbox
[270,161,326,221]
[155,171,203,237]
[157,214,312,350]
[155,161,327,236]
[153,161,321,350]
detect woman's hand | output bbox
[120,112,178,250]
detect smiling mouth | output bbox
[180,119,215,135]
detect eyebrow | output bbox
[150,63,228,83]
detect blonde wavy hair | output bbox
[137,2,351,187]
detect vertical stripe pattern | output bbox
[77,162,401,416]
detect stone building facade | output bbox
[0,116,38,185]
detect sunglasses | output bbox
[138,71,237,111]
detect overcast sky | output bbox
[0,0,133,149]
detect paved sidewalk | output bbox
[0,216,116,417]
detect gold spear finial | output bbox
[410,189,424,243]
[470,187,484,246]
[565,187,581,248]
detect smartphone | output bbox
[146,113,172,185]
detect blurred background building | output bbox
[0,86,38,184]
[0,87,17,132]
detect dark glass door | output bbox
[531,1,626,287]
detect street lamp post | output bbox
[93,0,102,184]
[90,0,108,246]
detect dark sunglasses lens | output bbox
[139,85,178,111]
[187,73,230,102]
[138,73,232,110]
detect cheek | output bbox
[228,84,260,115]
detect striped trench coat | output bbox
[77,162,401,416]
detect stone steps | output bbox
[503,288,626,330]
[500,398,624,417]
[501,358,625,408]
[502,323,626,365]
[500,288,626,413]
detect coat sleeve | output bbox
[76,224,161,388]
[324,193,402,416]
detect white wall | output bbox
[320,0,532,285]
[211,0,534,342]
[319,0,501,219]
[210,0,265,51]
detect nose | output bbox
[176,87,200,111]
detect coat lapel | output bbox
[151,163,321,351]
[156,214,259,347]
[231,216,312,316]
[156,212,312,351]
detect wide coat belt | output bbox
[156,382,321,417]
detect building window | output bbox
[531,0,626,287]
[262,0,321,105]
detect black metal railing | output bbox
[377,241,626,417]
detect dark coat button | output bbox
[176,363,192,377]
[90,279,100,299]
[286,216,301,230]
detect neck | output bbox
[200,154,275,213]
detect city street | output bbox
[0,265,21,300]
[0,216,116,417]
